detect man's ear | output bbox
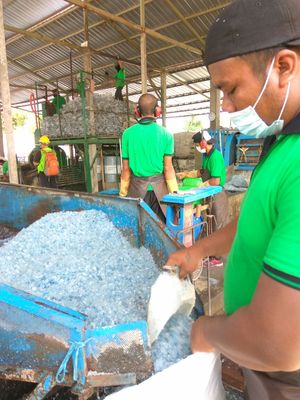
[276,49,298,88]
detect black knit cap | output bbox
[204,0,300,66]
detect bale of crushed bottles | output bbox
[42,94,135,138]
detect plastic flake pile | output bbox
[42,94,134,138]
[0,210,192,372]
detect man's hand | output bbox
[166,246,202,279]
[191,316,215,353]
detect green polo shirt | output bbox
[122,121,174,178]
[114,69,125,88]
[202,148,226,186]
[2,161,8,175]
[52,95,66,114]
[224,134,300,315]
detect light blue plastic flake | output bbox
[0,210,193,371]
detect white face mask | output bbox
[196,146,206,153]
[229,57,291,138]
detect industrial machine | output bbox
[162,186,222,247]
[235,134,264,170]
[0,183,219,399]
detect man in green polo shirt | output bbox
[114,60,125,101]
[193,130,228,267]
[51,89,66,115]
[119,93,178,222]
[167,0,300,398]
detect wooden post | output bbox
[209,83,220,130]
[0,1,18,183]
[0,113,4,157]
[161,70,167,127]
[140,0,147,94]
[83,5,98,193]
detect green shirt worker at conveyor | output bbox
[120,93,178,223]
[167,0,300,398]
[33,135,58,189]
[51,89,66,115]
[193,130,229,267]
[114,60,125,101]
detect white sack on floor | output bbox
[105,352,225,400]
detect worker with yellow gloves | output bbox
[119,93,178,223]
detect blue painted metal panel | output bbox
[0,284,86,329]
[0,184,181,391]
[208,130,238,166]
[162,186,222,205]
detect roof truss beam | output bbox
[66,0,202,55]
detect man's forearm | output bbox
[200,310,287,372]
[192,217,238,258]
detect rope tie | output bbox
[56,338,93,384]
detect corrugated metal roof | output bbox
[2,0,231,117]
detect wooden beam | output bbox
[167,99,209,108]
[164,0,205,47]
[148,75,161,99]
[161,70,167,127]
[5,24,85,53]
[0,1,18,183]
[28,37,199,87]
[8,57,63,91]
[10,12,205,81]
[140,0,147,94]
[7,1,229,75]
[83,4,98,193]
[5,24,140,68]
[10,1,154,63]
[167,90,210,100]
[167,111,209,119]
[170,72,210,100]
[66,0,202,55]
[128,76,210,96]
[0,112,4,157]
[167,105,209,114]
[6,4,77,45]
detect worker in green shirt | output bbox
[0,157,8,182]
[114,60,125,101]
[167,0,300,398]
[120,93,178,222]
[51,89,66,115]
[193,130,228,267]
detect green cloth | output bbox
[122,121,174,187]
[224,134,300,316]
[37,147,55,173]
[2,161,8,174]
[202,148,226,186]
[51,95,66,114]
[114,69,125,88]
[76,81,85,98]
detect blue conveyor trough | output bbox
[0,183,219,399]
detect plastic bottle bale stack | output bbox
[42,95,134,138]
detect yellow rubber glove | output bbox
[200,181,210,187]
[119,178,130,197]
[176,171,188,180]
[166,177,179,193]
[185,170,199,178]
